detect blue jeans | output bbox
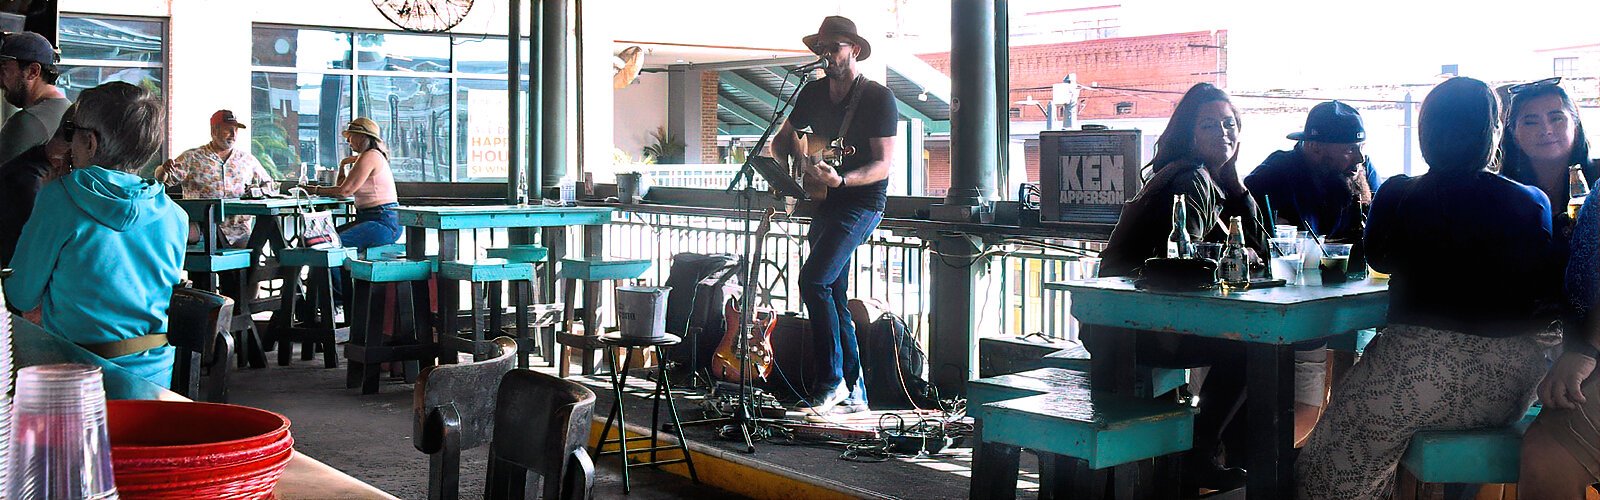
[331,203,401,304]
[799,203,882,396]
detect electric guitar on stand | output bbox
[797,132,855,202]
[711,208,780,383]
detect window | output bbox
[1115,101,1134,115]
[1554,57,1579,78]
[252,26,529,183]
[59,15,167,172]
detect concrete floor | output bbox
[227,349,744,500]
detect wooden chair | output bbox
[413,337,519,500]
[485,368,597,500]
[168,284,235,403]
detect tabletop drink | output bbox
[1319,243,1353,284]
[1221,216,1250,289]
[1269,237,1302,284]
[1167,194,1192,258]
[1569,164,1589,220]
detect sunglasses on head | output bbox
[1508,76,1561,95]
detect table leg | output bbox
[1246,342,1295,499]
[439,230,461,363]
[405,227,434,365]
[581,224,604,375]
[1084,325,1138,394]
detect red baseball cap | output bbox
[210,109,246,129]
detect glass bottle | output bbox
[1569,164,1590,221]
[1221,216,1250,287]
[1167,194,1192,259]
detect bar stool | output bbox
[438,258,535,363]
[179,198,267,370]
[594,332,699,493]
[485,244,561,368]
[555,258,652,376]
[344,257,438,394]
[273,246,356,368]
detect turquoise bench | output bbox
[271,246,356,368]
[486,244,549,264]
[183,248,253,273]
[1397,407,1540,495]
[360,243,407,260]
[556,258,652,376]
[439,258,535,363]
[1040,343,1188,398]
[484,244,555,369]
[969,368,1194,499]
[344,258,438,394]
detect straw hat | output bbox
[342,117,381,141]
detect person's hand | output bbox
[1539,351,1597,409]
[805,160,842,188]
[339,155,358,166]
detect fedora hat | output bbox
[802,16,871,61]
[342,117,382,141]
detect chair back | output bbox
[415,336,518,500]
[485,369,597,500]
[168,284,234,402]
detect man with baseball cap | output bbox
[154,109,274,248]
[0,31,70,166]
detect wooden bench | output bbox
[438,258,535,363]
[970,368,1194,499]
[345,258,438,394]
[1396,407,1540,498]
[273,246,357,368]
[1039,344,1188,398]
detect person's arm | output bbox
[247,155,274,185]
[317,151,380,197]
[831,86,899,188]
[155,151,193,186]
[832,136,893,188]
[3,182,71,311]
[771,121,801,173]
[0,112,47,166]
[1543,187,1591,409]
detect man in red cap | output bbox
[154,109,274,248]
[771,15,898,414]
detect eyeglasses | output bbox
[808,41,854,54]
[1508,76,1561,95]
[62,120,98,143]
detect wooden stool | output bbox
[345,258,438,394]
[438,258,535,363]
[485,244,560,368]
[1397,407,1540,498]
[555,258,652,376]
[969,368,1193,500]
[1040,344,1188,398]
[594,332,698,493]
[273,246,355,368]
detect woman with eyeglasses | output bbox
[1519,78,1600,498]
[1296,77,1559,498]
[3,82,187,387]
[1096,82,1269,493]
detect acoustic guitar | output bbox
[797,132,855,201]
[711,208,780,383]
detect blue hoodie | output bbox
[5,166,187,387]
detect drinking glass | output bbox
[1319,243,1354,284]
[1269,237,1303,284]
[7,364,116,500]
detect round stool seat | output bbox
[598,332,680,348]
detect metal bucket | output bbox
[616,172,646,204]
[615,286,670,340]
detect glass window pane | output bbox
[455,79,527,182]
[253,27,352,70]
[357,76,450,182]
[58,65,162,102]
[251,72,353,179]
[60,17,164,63]
[355,33,450,73]
[452,36,530,75]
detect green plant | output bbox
[641,126,684,164]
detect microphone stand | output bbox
[675,66,814,453]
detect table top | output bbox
[1048,276,1390,344]
[10,314,397,499]
[394,204,615,230]
[174,197,352,216]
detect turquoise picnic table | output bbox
[1045,275,1389,499]
[393,205,617,367]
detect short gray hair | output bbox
[75,82,165,172]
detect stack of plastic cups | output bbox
[7,364,118,499]
[0,307,11,495]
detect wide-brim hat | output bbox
[342,117,381,141]
[801,16,871,61]
[1287,100,1365,143]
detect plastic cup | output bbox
[7,364,117,500]
[1269,237,1302,284]
[1274,224,1298,240]
[1193,242,1224,262]
[1319,243,1353,284]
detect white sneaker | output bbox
[803,383,850,415]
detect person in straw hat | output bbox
[771,15,898,414]
[307,117,400,304]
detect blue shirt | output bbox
[1565,181,1600,341]
[1366,171,1554,337]
[1245,145,1381,240]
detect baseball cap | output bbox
[210,109,246,129]
[1287,101,1365,143]
[0,32,58,69]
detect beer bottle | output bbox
[1167,194,1192,258]
[1569,164,1590,221]
[1221,216,1250,287]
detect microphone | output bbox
[790,57,830,73]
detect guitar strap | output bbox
[834,75,867,154]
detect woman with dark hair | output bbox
[306,117,399,251]
[3,82,187,387]
[1095,82,1267,492]
[1297,77,1558,498]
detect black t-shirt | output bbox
[787,76,898,211]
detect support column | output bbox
[666,69,704,165]
[506,0,523,204]
[540,0,568,188]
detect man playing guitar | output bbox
[771,15,898,414]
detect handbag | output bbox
[290,187,342,249]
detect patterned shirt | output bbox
[160,144,272,247]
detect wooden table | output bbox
[1046,276,1389,499]
[10,314,397,499]
[394,205,616,366]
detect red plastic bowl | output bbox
[106,400,294,499]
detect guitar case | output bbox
[663,252,741,372]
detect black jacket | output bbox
[0,145,52,267]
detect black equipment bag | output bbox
[857,313,936,409]
[663,253,741,371]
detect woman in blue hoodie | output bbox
[4,82,186,387]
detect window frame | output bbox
[59,12,171,170]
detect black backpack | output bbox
[857,313,935,409]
